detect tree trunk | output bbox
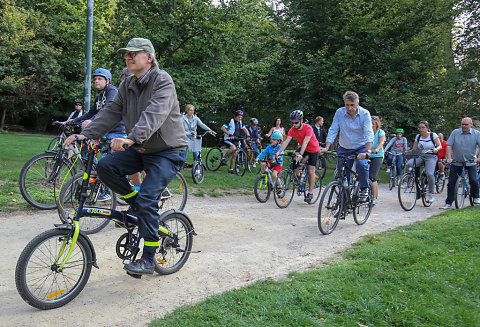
[0,107,6,130]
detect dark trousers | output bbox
[97,148,185,248]
[445,164,480,205]
[337,146,369,190]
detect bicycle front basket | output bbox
[405,149,423,159]
[188,138,202,152]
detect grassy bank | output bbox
[152,207,480,326]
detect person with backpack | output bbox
[406,121,442,203]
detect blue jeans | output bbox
[337,146,370,190]
[445,164,480,205]
[97,148,186,254]
[386,153,404,177]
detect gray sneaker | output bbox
[428,194,435,203]
[440,203,452,210]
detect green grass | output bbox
[152,207,480,327]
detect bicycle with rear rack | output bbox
[317,152,374,235]
[18,121,84,209]
[15,138,196,310]
[274,152,323,208]
[205,137,248,176]
[397,149,435,211]
[184,131,214,184]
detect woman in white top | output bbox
[265,117,286,140]
[182,104,216,161]
[406,120,442,203]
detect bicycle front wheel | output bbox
[274,170,295,209]
[15,228,93,309]
[317,155,328,179]
[160,172,188,211]
[47,136,62,151]
[155,212,194,275]
[19,152,76,210]
[254,174,272,203]
[191,160,205,184]
[352,181,374,225]
[420,175,432,207]
[398,173,417,211]
[235,150,247,176]
[317,181,343,235]
[389,166,396,190]
[205,147,223,171]
[57,172,114,234]
[454,177,467,208]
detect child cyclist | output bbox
[256,133,284,190]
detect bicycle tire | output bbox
[57,172,114,234]
[273,170,295,208]
[305,168,322,205]
[435,171,446,194]
[389,166,396,190]
[191,160,205,184]
[235,150,247,176]
[205,147,224,171]
[317,181,343,235]
[47,136,62,151]
[317,155,328,179]
[454,177,467,209]
[154,212,194,275]
[420,175,432,207]
[352,181,374,225]
[19,152,76,210]
[254,174,272,203]
[398,173,417,211]
[15,228,93,309]
[160,172,188,211]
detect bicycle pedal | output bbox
[126,271,142,279]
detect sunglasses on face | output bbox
[292,121,300,125]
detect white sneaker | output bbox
[372,198,378,205]
[428,194,435,203]
[386,168,390,173]
[440,203,452,210]
[474,198,480,205]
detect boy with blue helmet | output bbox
[256,133,284,190]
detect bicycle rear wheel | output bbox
[154,212,194,275]
[191,160,205,184]
[160,172,188,211]
[398,173,417,211]
[352,181,374,225]
[317,155,328,179]
[305,168,323,204]
[57,172,114,234]
[317,181,343,235]
[274,170,295,208]
[455,177,467,208]
[254,174,272,203]
[389,166,396,190]
[435,171,446,194]
[235,150,247,176]
[205,147,223,171]
[15,228,93,309]
[420,175,432,207]
[19,152,76,210]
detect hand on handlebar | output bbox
[294,152,303,163]
[111,138,134,152]
[64,134,86,146]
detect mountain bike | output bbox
[274,152,323,208]
[397,149,434,211]
[253,159,284,203]
[205,137,248,176]
[15,138,195,310]
[317,152,374,235]
[18,122,84,209]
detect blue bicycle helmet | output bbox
[93,68,112,82]
[234,110,244,116]
[271,132,283,141]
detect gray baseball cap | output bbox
[117,38,155,57]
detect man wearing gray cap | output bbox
[65,37,187,275]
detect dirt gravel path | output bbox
[0,184,442,326]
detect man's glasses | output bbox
[124,51,142,59]
[292,121,300,125]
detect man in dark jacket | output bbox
[312,116,328,146]
[65,38,187,275]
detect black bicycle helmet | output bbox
[74,99,83,105]
[289,110,304,121]
[235,110,244,116]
